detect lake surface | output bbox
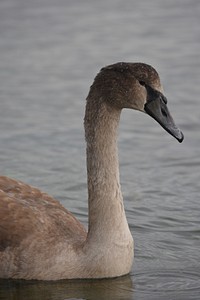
[0,0,200,299]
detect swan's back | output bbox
[0,176,86,279]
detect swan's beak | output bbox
[144,96,184,143]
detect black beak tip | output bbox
[177,132,184,143]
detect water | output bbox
[0,0,200,299]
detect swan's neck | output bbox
[84,99,130,243]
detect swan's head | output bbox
[91,62,184,142]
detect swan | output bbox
[0,62,184,280]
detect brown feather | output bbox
[0,176,86,252]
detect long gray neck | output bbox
[84,98,129,241]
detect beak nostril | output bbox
[161,107,167,118]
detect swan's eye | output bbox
[139,81,145,86]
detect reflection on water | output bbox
[1,271,200,300]
[0,276,133,300]
[0,0,200,299]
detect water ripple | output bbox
[133,269,200,299]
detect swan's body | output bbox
[0,62,183,280]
